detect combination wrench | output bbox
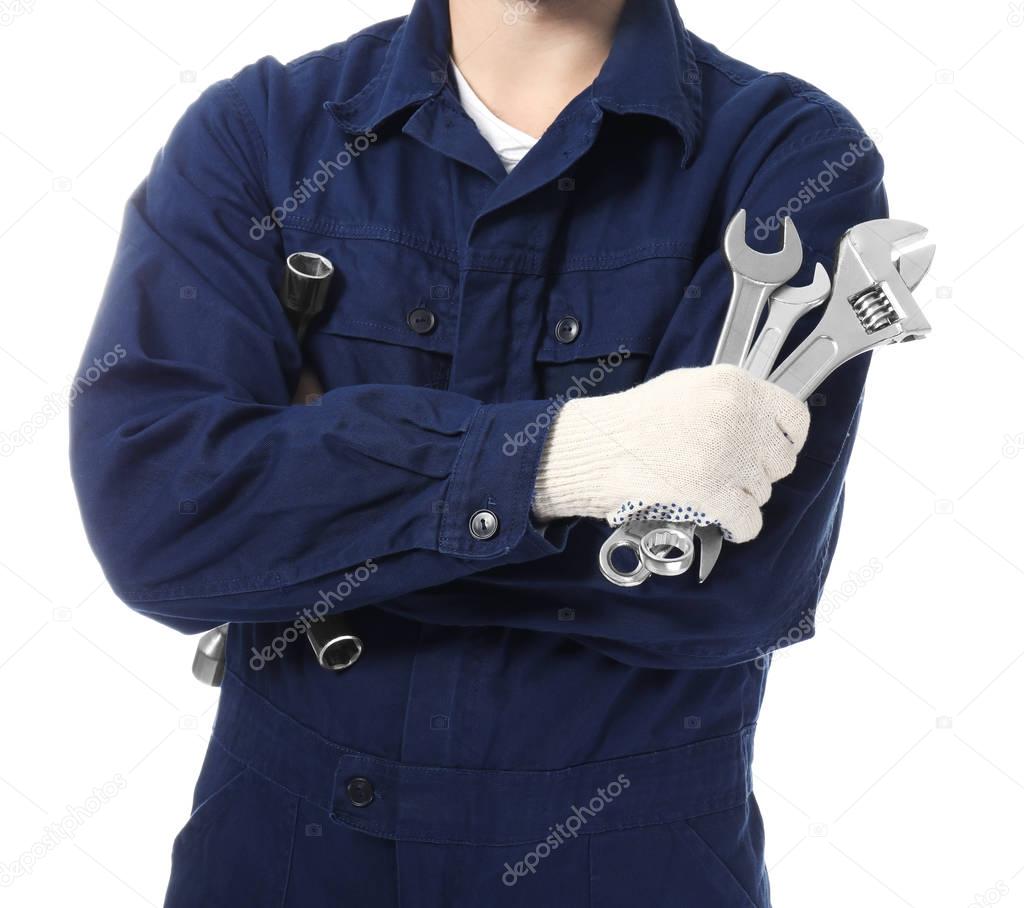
[711,210,805,366]
[743,263,831,380]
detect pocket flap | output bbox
[535,259,695,363]
[283,220,460,356]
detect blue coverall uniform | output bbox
[70,0,887,904]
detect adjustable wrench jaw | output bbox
[848,219,934,341]
[769,221,933,400]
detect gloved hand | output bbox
[531,364,810,543]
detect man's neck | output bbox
[448,0,627,139]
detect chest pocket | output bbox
[286,225,461,393]
[534,256,697,400]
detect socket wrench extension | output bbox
[191,253,364,686]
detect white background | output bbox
[0,1,1019,906]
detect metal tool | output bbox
[599,212,804,588]
[712,210,804,366]
[598,520,694,587]
[191,252,364,686]
[599,215,934,588]
[191,624,228,687]
[768,221,934,399]
[596,271,826,588]
[743,264,831,380]
[692,221,934,581]
[280,251,334,339]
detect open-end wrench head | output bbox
[723,210,804,286]
[772,263,831,308]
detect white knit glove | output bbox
[531,365,810,543]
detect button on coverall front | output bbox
[70,0,888,904]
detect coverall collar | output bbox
[327,0,703,164]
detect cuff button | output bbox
[469,509,499,540]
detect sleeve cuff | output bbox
[438,399,572,560]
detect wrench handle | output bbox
[768,334,843,402]
[712,280,772,366]
[744,324,788,381]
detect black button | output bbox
[407,307,437,335]
[554,316,580,344]
[346,777,374,808]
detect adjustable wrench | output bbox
[768,220,934,399]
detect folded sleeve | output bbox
[70,79,571,632]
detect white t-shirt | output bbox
[450,62,538,172]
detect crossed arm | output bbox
[70,79,886,668]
